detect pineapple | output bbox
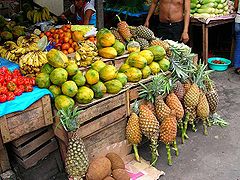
[150,38,171,57]
[159,111,178,165]
[58,106,89,179]
[126,112,142,162]
[184,83,200,109]
[139,104,160,166]
[116,15,132,41]
[183,80,192,95]
[135,37,149,50]
[174,81,185,102]
[110,27,126,44]
[141,99,156,116]
[155,95,171,122]
[65,134,89,178]
[135,25,155,40]
[197,91,210,135]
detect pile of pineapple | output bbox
[126,41,222,166]
[111,15,171,56]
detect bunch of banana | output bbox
[75,41,101,67]
[19,51,48,76]
[27,7,51,24]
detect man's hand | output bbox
[181,32,189,44]
[144,20,149,28]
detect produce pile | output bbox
[125,40,227,166]
[0,67,35,103]
[191,0,234,18]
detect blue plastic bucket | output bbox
[208,57,231,71]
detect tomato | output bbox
[30,78,35,86]
[48,37,53,42]
[24,77,30,85]
[25,85,33,92]
[68,39,73,45]
[13,69,21,77]
[66,24,71,29]
[0,94,7,103]
[11,78,18,85]
[6,92,15,101]
[65,32,72,38]
[68,47,74,54]
[50,28,55,33]
[7,81,17,92]
[53,34,59,39]
[39,32,45,38]
[0,86,8,95]
[61,43,70,50]
[45,31,51,37]
[0,66,9,75]
[62,50,68,55]
[5,74,12,82]
[62,26,68,32]
[14,88,23,96]
[63,36,70,43]
[59,29,64,34]
[59,33,64,39]
[18,85,25,92]
[0,75,4,84]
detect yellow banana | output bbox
[9,53,16,61]
[41,8,47,21]
[27,52,34,66]
[44,7,51,20]
[6,51,13,60]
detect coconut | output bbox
[106,153,125,170]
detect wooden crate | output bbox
[0,146,10,174]
[0,95,53,144]
[10,127,58,169]
[53,91,128,161]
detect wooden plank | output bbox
[78,92,126,124]
[0,116,11,143]
[14,139,58,169]
[0,131,4,150]
[11,127,48,148]
[11,129,54,157]
[76,105,127,138]
[41,96,53,125]
[0,147,10,173]
[202,24,208,64]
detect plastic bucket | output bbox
[208,57,231,71]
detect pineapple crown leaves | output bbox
[57,106,83,132]
[132,100,140,114]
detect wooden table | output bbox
[190,15,235,64]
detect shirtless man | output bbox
[144,0,190,43]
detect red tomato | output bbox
[65,32,72,38]
[0,75,4,84]
[24,85,33,92]
[11,78,18,85]
[30,78,35,86]
[12,69,21,77]
[18,85,25,92]
[6,92,15,101]
[0,86,8,95]
[59,33,64,38]
[0,94,7,103]
[17,76,24,85]
[5,74,12,82]
[0,66,9,75]
[50,28,55,33]
[45,31,51,37]
[66,24,71,29]
[53,34,59,39]
[62,43,70,50]
[7,81,16,92]
[14,88,23,96]
[24,77,30,85]
[63,36,70,43]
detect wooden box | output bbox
[54,91,128,161]
[0,146,10,174]
[10,127,58,169]
[0,95,53,143]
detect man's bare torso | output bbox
[158,0,184,23]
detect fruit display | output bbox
[191,0,233,18]
[0,67,35,103]
[27,7,52,23]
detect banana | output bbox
[44,7,51,20]
[9,53,16,61]
[13,47,26,54]
[6,51,13,60]
[33,10,38,23]
[33,53,39,67]
[37,52,47,65]
[27,52,34,66]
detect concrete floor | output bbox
[139,68,240,180]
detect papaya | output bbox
[104,79,123,94]
[112,40,125,56]
[40,63,54,74]
[91,81,107,99]
[85,69,99,85]
[50,68,68,86]
[141,66,152,79]
[55,95,75,110]
[99,33,116,47]
[47,49,69,68]
[75,86,94,104]
[116,73,128,86]
[124,67,142,82]
[91,60,106,72]
[139,50,154,65]
[66,61,79,76]
[147,45,166,61]
[72,71,86,87]
[99,65,118,81]
[49,85,61,98]
[61,81,78,97]
[96,28,111,39]
[118,63,131,73]
[149,62,161,74]
[35,73,51,88]
[125,52,139,64]
[98,47,117,59]
[128,54,147,69]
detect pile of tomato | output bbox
[0,67,35,103]
[39,24,79,55]
[212,60,226,64]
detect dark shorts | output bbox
[156,21,184,42]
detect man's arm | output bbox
[144,0,159,27]
[181,0,190,43]
[234,0,239,11]
[84,9,94,25]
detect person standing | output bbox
[61,0,96,26]
[144,0,190,43]
[234,0,240,74]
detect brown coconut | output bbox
[106,153,125,170]
[86,157,111,180]
[103,176,115,180]
[112,169,130,180]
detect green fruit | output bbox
[55,95,74,110]
[125,67,142,82]
[118,63,131,73]
[149,62,161,74]
[49,85,62,98]
[116,73,128,86]
[128,54,147,69]
[47,49,69,68]
[147,45,166,61]
[91,60,106,72]
[141,66,151,79]
[125,52,139,64]
[1,31,13,40]
[112,40,125,56]
[61,81,78,97]
[35,73,51,88]
[50,68,68,86]
[139,50,154,65]
[85,69,99,85]
[40,63,54,74]
[72,71,86,87]
[99,65,118,81]
[66,61,79,76]
[75,86,94,104]
[104,79,123,94]
[158,58,170,72]
[91,81,107,99]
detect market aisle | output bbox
[139,68,240,180]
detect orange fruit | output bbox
[63,50,68,55]
[50,28,55,33]
[68,47,74,54]
[65,32,72,38]
[62,43,70,50]
[66,24,71,29]
[39,33,45,38]
[63,36,70,43]
[59,29,64,34]
[69,39,73,44]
